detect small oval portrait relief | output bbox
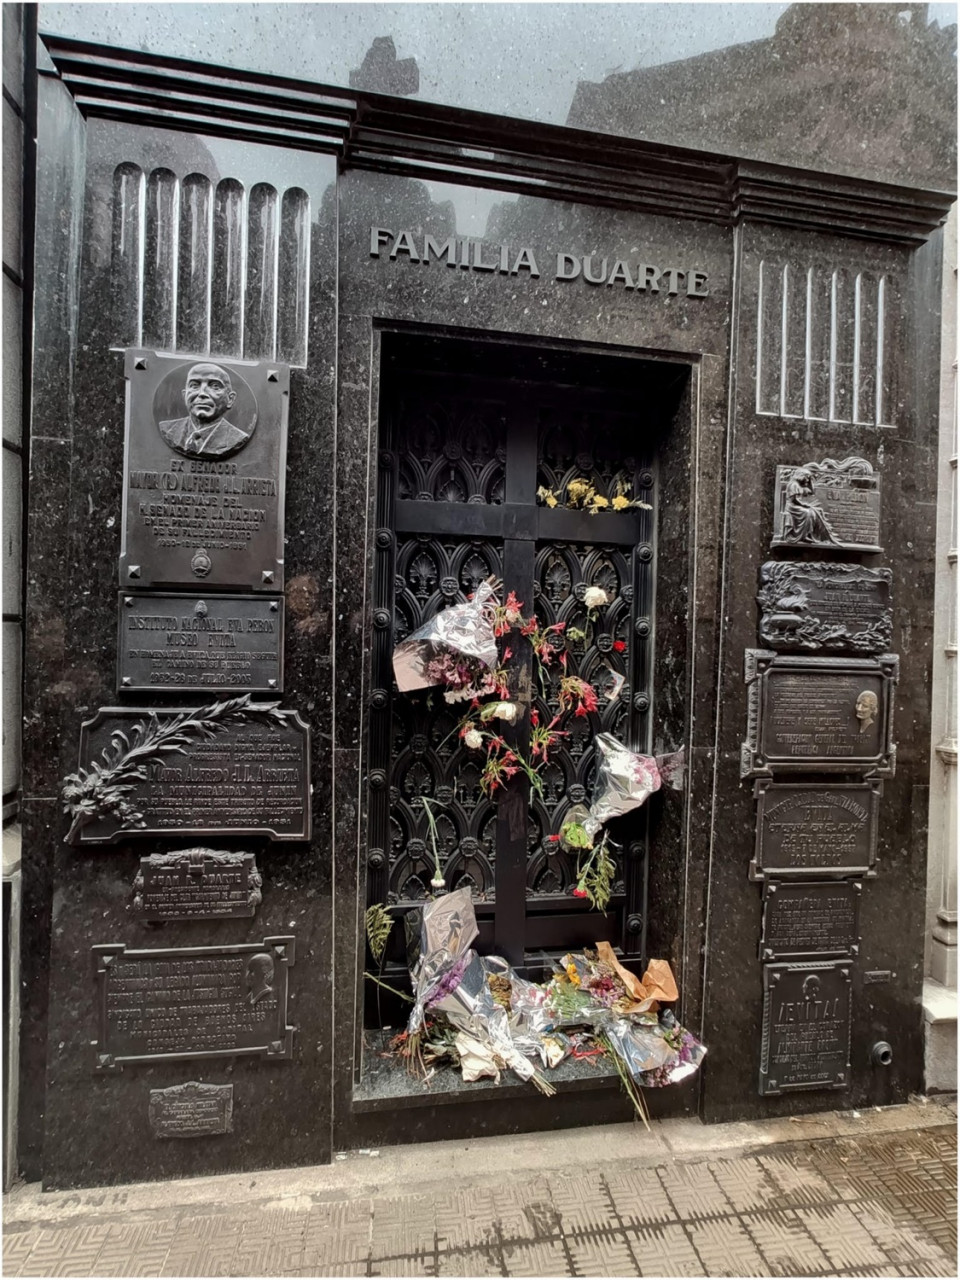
[154,360,258,460]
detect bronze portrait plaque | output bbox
[757,563,892,654]
[752,781,880,880]
[760,881,861,960]
[93,937,295,1071]
[119,350,288,592]
[742,650,897,778]
[132,849,262,922]
[771,458,881,553]
[149,1081,234,1139]
[759,961,852,1096]
[117,593,283,693]
[65,700,311,844]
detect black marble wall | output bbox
[22,95,944,1185]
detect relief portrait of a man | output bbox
[159,362,253,459]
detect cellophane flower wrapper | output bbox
[406,887,478,1036]
[583,733,662,836]
[392,581,499,693]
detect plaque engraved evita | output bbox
[757,563,892,654]
[771,457,881,553]
[149,1081,234,1139]
[92,936,295,1070]
[120,350,289,592]
[759,961,852,1096]
[752,781,881,880]
[742,650,897,778]
[117,593,284,693]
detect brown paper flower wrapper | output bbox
[596,943,679,1013]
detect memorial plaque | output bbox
[118,593,283,693]
[64,699,311,844]
[149,1081,234,1139]
[92,936,295,1070]
[132,849,262,921]
[759,960,852,1096]
[771,457,881,553]
[119,350,288,592]
[751,781,880,880]
[742,650,897,777]
[757,563,892,654]
[760,881,861,960]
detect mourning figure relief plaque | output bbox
[63,698,311,844]
[149,1081,234,1139]
[742,651,897,778]
[92,937,295,1070]
[120,350,289,592]
[757,563,892,654]
[760,881,861,960]
[759,961,852,1096]
[771,458,881,553]
[752,781,880,880]
[118,594,283,693]
[132,849,261,921]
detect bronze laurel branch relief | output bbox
[61,695,284,843]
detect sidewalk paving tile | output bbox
[625,1222,707,1276]
[547,1172,614,1237]
[369,1195,438,1259]
[739,1207,832,1276]
[603,1167,677,1228]
[436,1246,505,1276]
[1,1231,36,1275]
[706,1157,780,1214]
[791,1201,890,1271]
[499,1237,574,1277]
[850,1200,954,1268]
[433,1190,501,1253]
[756,1154,835,1208]
[655,1162,735,1221]
[565,1232,640,1277]
[84,1221,178,1277]
[304,1199,372,1266]
[683,1216,767,1277]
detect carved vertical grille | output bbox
[369,366,656,962]
[110,164,310,365]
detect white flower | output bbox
[464,728,484,749]
[583,586,608,610]
[490,701,518,723]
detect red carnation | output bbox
[572,887,588,899]
[613,640,626,652]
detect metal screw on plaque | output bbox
[267,679,277,689]
[626,914,642,934]
[121,676,132,687]
[128,565,141,579]
[262,570,275,584]
[267,369,279,382]
[134,356,147,370]
[368,850,385,870]
[633,693,650,712]
[369,770,387,790]
[373,609,391,629]
[270,601,279,612]
[370,689,389,710]
[124,596,134,608]
[637,545,653,563]
[635,618,651,637]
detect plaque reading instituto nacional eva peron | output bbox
[118,593,283,693]
[751,781,881,880]
[92,937,295,1070]
[64,700,311,844]
[742,650,897,777]
[119,350,289,592]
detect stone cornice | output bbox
[42,34,955,246]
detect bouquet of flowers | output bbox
[393,578,502,698]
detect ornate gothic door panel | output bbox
[368,361,655,973]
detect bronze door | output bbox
[368,358,656,972]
